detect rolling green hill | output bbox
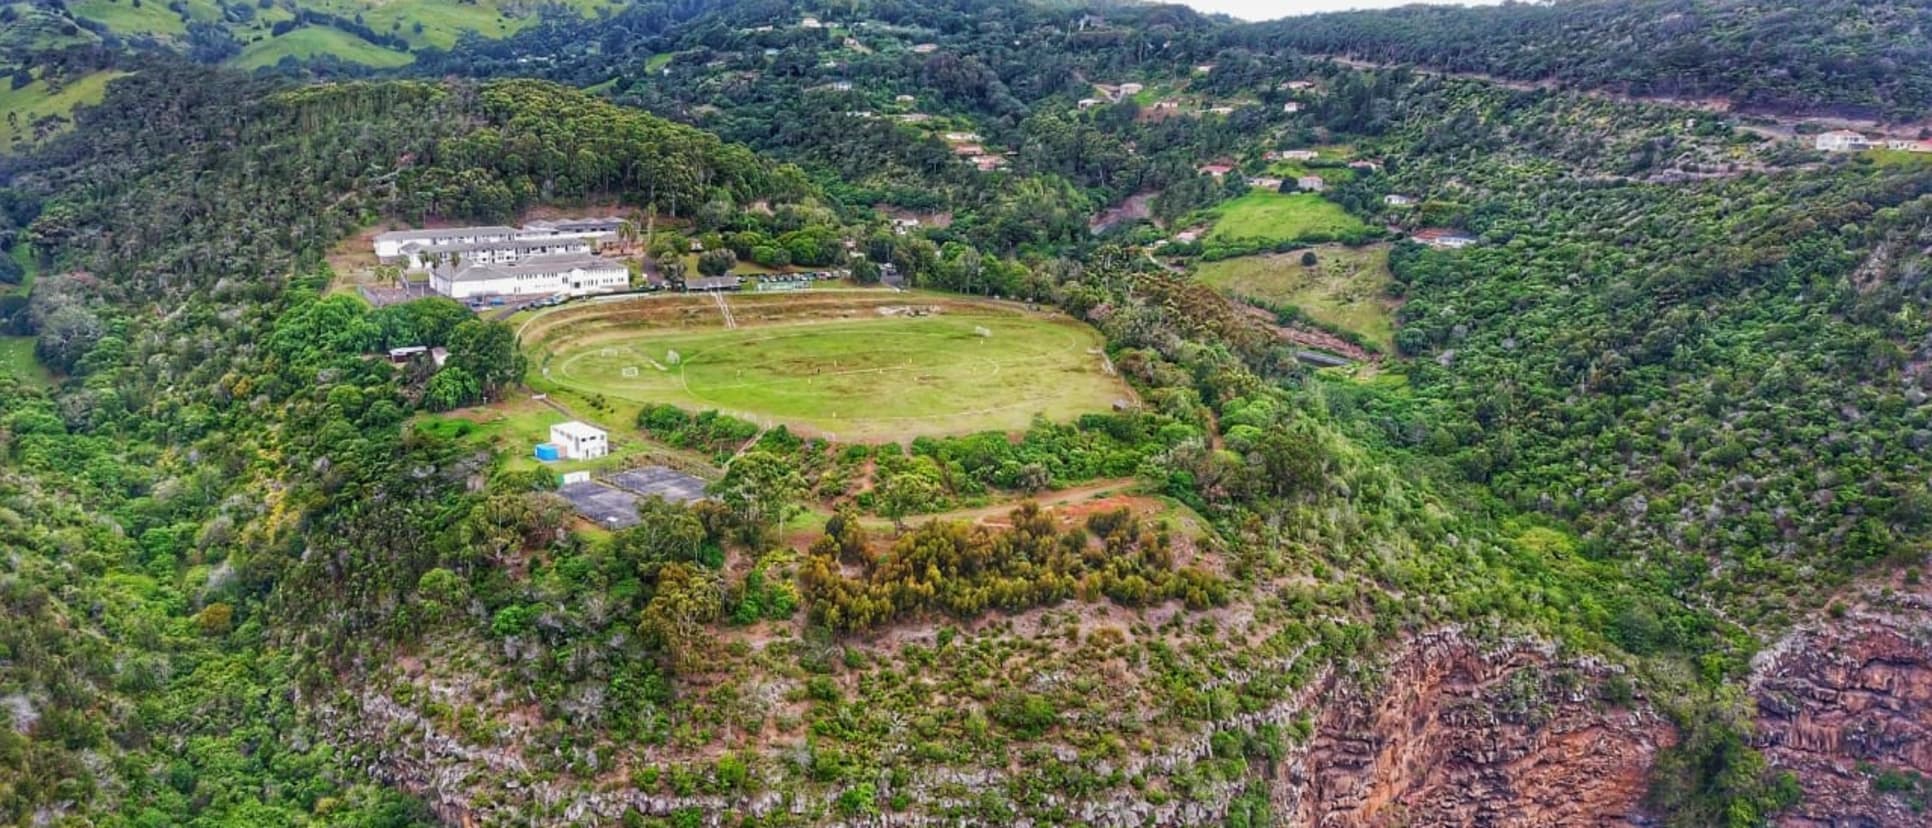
[0,69,128,149]
[229,25,415,69]
[6,0,628,69]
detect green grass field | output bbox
[1,70,128,149]
[532,297,1127,441]
[0,337,51,389]
[7,246,35,297]
[1868,148,1932,168]
[1195,244,1398,349]
[229,27,416,69]
[1207,191,1367,245]
[68,0,200,36]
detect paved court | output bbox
[605,466,710,504]
[558,481,643,528]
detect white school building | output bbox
[374,226,517,260]
[431,254,630,300]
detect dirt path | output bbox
[907,478,1137,526]
[1091,190,1159,234]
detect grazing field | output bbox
[0,70,128,148]
[1206,190,1367,245]
[229,27,415,69]
[1195,244,1398,349]
[526,293,1128,441]
[68,0,205,36]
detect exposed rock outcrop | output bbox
[1752,585,1932,827]
[1280,632,1673,827]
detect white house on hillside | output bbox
[1815,130,1872,152]
[431,254,629,300]
[549,421,608,460]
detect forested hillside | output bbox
[4,0,1932,825]
[1242,0,1932,121]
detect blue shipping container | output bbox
[534,443,561,462]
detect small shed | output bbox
[549,421,609,460]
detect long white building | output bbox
[374,226,516,259]
[431,254,630,300]
[399,237,594,271]
[517,217,625,243]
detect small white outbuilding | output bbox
[549,421,609,460]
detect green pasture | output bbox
[1206,190,1367,245]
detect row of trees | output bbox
[800,503,1225,632]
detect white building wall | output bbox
[440,265,629,300]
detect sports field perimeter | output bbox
[527,293,1128,441]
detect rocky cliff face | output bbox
[1752,583,1932,827]
[1279,631,1673,827]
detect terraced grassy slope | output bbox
[1195,244,1398,350]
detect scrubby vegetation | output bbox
[4,0,1931,825]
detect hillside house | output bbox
[943,131,980,142]
[1078,98,1102,109]
[911,43,939,53]
[1285,81,1314,91]
[1198,162,1235,178]
[800,16,822,28]
[895,94,916,104]
[549,421,609,460]
[1885,138,1932,153]
[1385,194,1416,207]
[431,254,629,300]
[1296,175,1326,192]
[1153,100,1180,111]
[374,226,516,260]
[971,154,1008,171]
[1414,228,1476,249]
[1815,130,1872,152]
[1247,176,1283,190]
[1118,82,1143,96]
[952,143,985,156]
[1283,102,1301,113]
